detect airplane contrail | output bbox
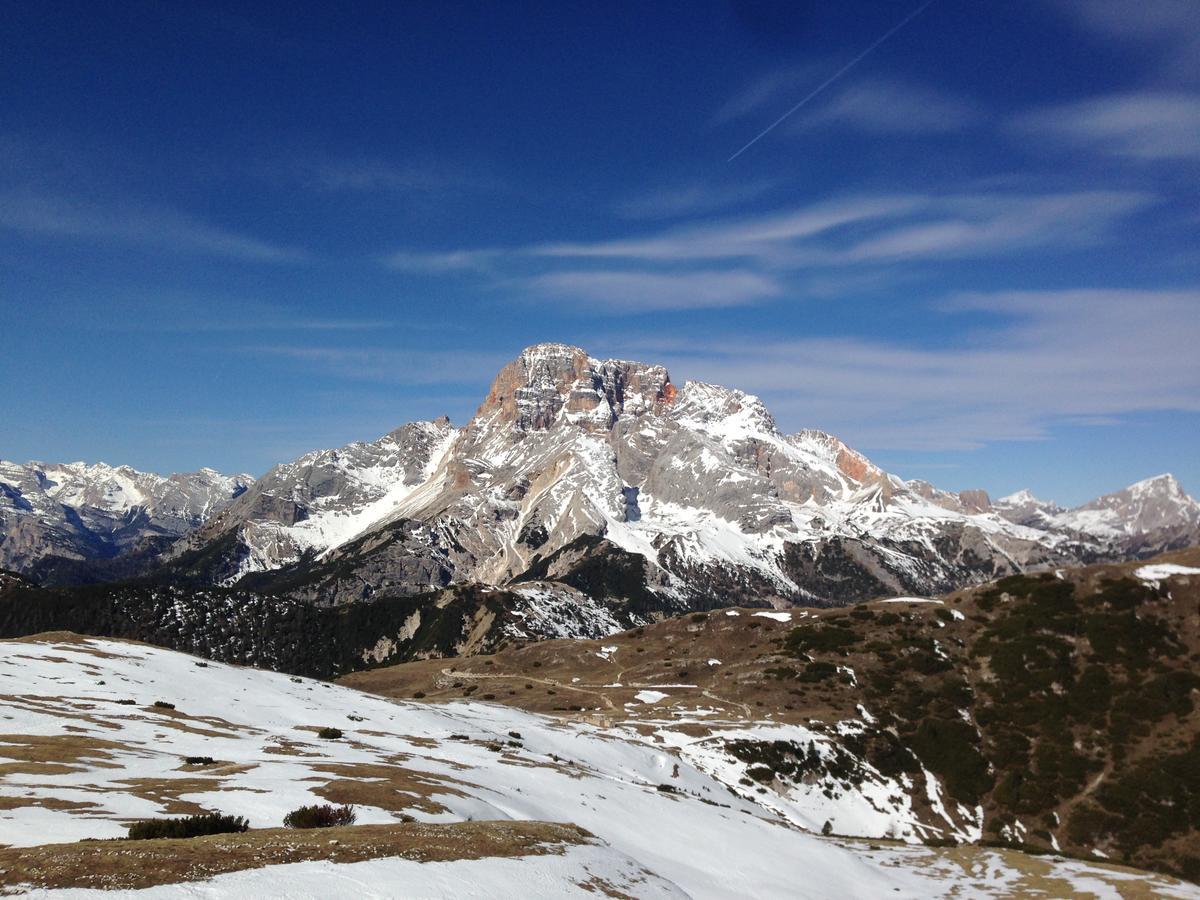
[728,0,940,162]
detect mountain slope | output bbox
[166,419,456,586]
[1,632,1193,898]
[346,548,1200,882]
[0,460,251,583]
[169,343,1200,611]
[7,344,1198,616]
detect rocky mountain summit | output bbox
[5,345,1199,618]
[152,343,1199,617]
[0,460,252,583]
[995,474,1200,556]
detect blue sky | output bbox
[1,0,1198,505]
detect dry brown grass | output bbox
[842,838,1197,899]
[304,761,473,815]
[0,733,122,773]
[340,607,854,729]
[0,820,592,891]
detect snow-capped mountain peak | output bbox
[161,342,1200,610]
[0,459,253,578]
[10,345,1199,609]
[996,488,1046,507]
[1061,472,1200,537]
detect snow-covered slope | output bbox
[13,344,1197,610]
[180,343,1199,609]
[169,419,456,584]
[0,460,251,580]
[1051,473,1200,538]
[3,635,1193,898]
[994,474,1200,553]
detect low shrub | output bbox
[283,804,357,829]
[152,701,175,710]
[317,727,343,740]
[183,756,215,765]
[127,812,247,840]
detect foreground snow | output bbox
[1,637,1195,899]
[17,843,684,899]
[1135,563,1200,584]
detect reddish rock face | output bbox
[475,344,593,430]
[471,343,674,433]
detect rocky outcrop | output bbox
[9,344,1198,610]
[163,343,1199,610]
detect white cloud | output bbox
[531,190,1150,266]
[1054,0,1200,80]
[715,69,981,138]
[839,191,1150,261]
[639,289,1200,450]
[710,67,825,125]
[615,180,779,220]
[0,190,305,262]
[381,189,1153,313]
[300,158,501,194]
[1014,92,1200,160]
[245,346,510,385]
[799,78,981,134]
[525,269,781,311]
[381,248,500,273]
[531,195,924,263]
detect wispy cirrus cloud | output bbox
[244,345,510,385]
[116,317,396,334]
[381,248,500,273]
[1054,0,1200,81]
[0,189,306,262]
[714,69,979,136]
[525,269,781,311]
[795,77,981,134]
[710,67,824,126]
[529,195,924,263]
[614,180,780,220]
[531,190,1150,266]
[381,188,1154,312]
[636,288,1200,450]
[1013,92,1200,160]
[297,158,503,194]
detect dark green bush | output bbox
[317,727,343,740]
[128,812,247,840]
[283,803,356,829]
[785,624,861,657]
[909,718,993,805]
[799,661,838,682]
[152,700,175,709]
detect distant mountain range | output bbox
[4,343,1199,625]
[0,460,251,583]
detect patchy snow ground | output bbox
[1,637,1195,899]
[752,611,792,622]
[17,843,684,899]
[633,690,669,704]
[1135,563,1200,584]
